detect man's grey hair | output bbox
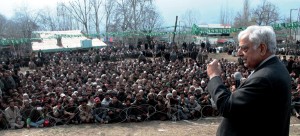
[238,25,277,54]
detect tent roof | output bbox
[217,39,227,43]
[217,39,235,44]
[32,30,107,52]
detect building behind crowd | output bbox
[194,24,235,46]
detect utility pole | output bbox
[172,16,178,44]
[290,9,297,42]
[178,21,181,44]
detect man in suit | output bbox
[206,25,291,136]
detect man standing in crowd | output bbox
[207,26,291,136]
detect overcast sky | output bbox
[0,0,299,26]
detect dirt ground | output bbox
[0,117,299,136]
[208,53,238,62]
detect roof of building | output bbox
[32,30,106,52]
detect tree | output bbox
[115,0,131,31]
[5,6,39,54]
[119,0,155,30]
[90,0,102,38]
[252,0,280,25]
[104,0,116,36]
[111,0,156,44]
[220,6,227,25]
[0,14,7,37]
[182,9,201,28]
[37,8,58,31]
[57,2,79,31]
[65,0,92,34]
[36,3,80,31]
[219,1,235,26]
[141,5,162,32]
[12,7,39,39]
[179,10,201,43]
[233,0,253,27]
[140,4,163,44]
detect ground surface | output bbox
[0,117,299,136]
[208,52,237,62]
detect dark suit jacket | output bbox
[208,57,291,136]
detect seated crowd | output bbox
[0,42,299,130]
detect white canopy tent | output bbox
[32,30,107,52]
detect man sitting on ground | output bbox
[5,100,24,129]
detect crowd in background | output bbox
[0,41,299,130]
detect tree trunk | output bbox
[95,13,100,38]
[84,22,88,34]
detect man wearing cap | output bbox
[78,98,93,123]
[108,96,124,122]
[101,93,111,108]
[132,93,148,121]
[20,100,32,123]
[64,99,79,124]
[51,102,65,124]
[29,95,37,106]
[93,97,108,123]
[26,102,45,128]
[187,96,201,119]
[58,93,68,106]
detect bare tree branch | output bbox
[65,0,92,34]
[252,0,280,25]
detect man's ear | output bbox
[260,43,267,56]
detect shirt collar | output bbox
[248,55,275,78]
[256,54,275,70]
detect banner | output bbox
[191,22,300,35]
[1,22,299,46]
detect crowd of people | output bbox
[0,41,299,130]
